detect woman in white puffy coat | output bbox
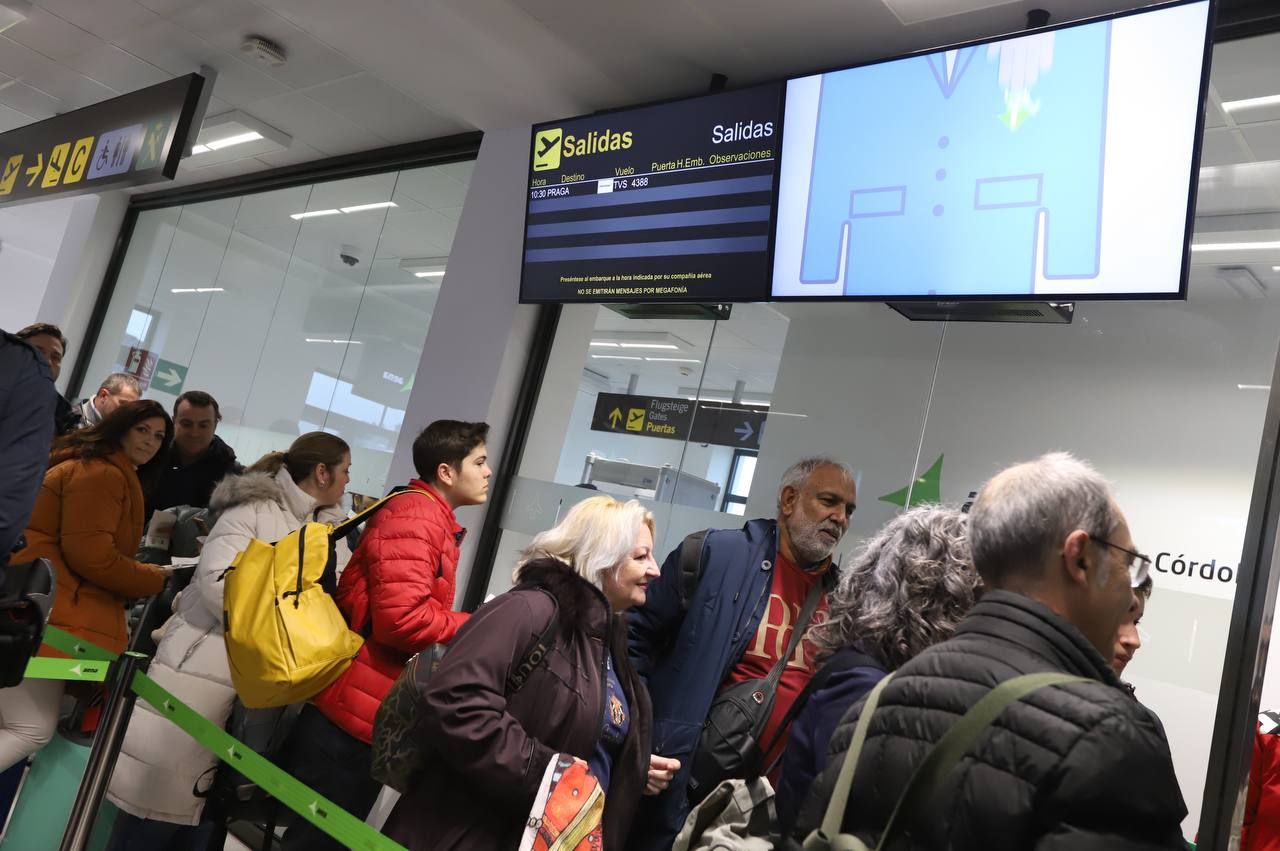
[105,432,352,850]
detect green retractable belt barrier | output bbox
[40,626,118,662]
[130,672,406,851]
[19,629,407,851]
[22,657,109,682]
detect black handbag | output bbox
[686,577,825,804]
[0,558,55,688]
[370,587,560,793]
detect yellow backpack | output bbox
[222,490,430,708]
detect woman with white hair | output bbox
[384,495,664,850]
[773,505,980,836]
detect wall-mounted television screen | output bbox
[771,0,1212,301]
[520,83,784,304]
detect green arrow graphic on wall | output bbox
[880,454,945,508]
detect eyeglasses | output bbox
[1088,535,1152,589]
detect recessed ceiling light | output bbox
[205,131,263,151]
[1222,93,1280,112]
[1273,266,1280,272]
[399,256,448,277]
[340,201,398,214]
[1192,241,1280,251]
[0,1,31,35]
[644,357,701,363]
[290,209,342,220]
[170,287,225,293]
[591,354,643,361]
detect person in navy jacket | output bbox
[627,456,857,851]
[0,330,56,569]
[773,505,979,836]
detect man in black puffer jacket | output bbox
[793,451,1188,850]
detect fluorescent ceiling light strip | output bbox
[1191,241,1280,251]
[170,287,225,293]
[190,144,211,155]
[340,201,398,213]
[644,357,701,363]
[591,354,642,361]
[589,341,619,348]
[205,131,263,151]
[414,271,446,278]
[619,343,679,350]
[1273,266,1280,272]
[305,338,362,344]
[1222,93,1280,111]
[290,209,342,220]
[1239,384,1272,391]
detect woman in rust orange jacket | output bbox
[0,399,172,770]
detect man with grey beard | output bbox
[627,457,857,851]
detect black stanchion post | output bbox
[58,651,150,851]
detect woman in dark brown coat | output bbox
[0,400,172,770]
[385,495,668,850]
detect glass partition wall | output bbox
[486,29,1280,847]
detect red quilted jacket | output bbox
[1244,715,1280,851]
[313,481,470,743]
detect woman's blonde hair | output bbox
[516,495,656,590]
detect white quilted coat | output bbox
[106,468,347,825]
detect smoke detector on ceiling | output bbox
[241,35,287,67]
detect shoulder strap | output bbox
[678,529,709,612]
[809,672,896,848]
[756,578,825,707]
[762,648,883,775]
[330,488,439,540]
[873,672,1090,850]
[506,587,560,693]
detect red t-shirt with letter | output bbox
[720,551,829,769]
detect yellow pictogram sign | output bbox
[532,128,562,172]
[0,155,21,196]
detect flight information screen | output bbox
[520,83,784,303]
[771,0,1211,300]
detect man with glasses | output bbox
[793,452,1188,851]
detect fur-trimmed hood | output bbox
[208,467,340,526]
[208,470,287,513]
[515,557,612,641]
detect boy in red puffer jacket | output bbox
[284,420,492,851]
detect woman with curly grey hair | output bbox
[773,505,979,835]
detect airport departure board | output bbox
[520,83,784,303]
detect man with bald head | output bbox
[794,452,1188,851]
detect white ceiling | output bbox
[1,0,1278,292]
[0,0,1239,183]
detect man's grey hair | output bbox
[810,506,977,668]
[777,456,856,511]
[99,373,142,396]
[969,451,1118,587]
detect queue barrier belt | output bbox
[23,628,407,851]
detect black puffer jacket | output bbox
[793,590,1187,850]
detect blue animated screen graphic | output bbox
[793,22,1112,297]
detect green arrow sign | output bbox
[152,358,188,394]
[880,454,945,509]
